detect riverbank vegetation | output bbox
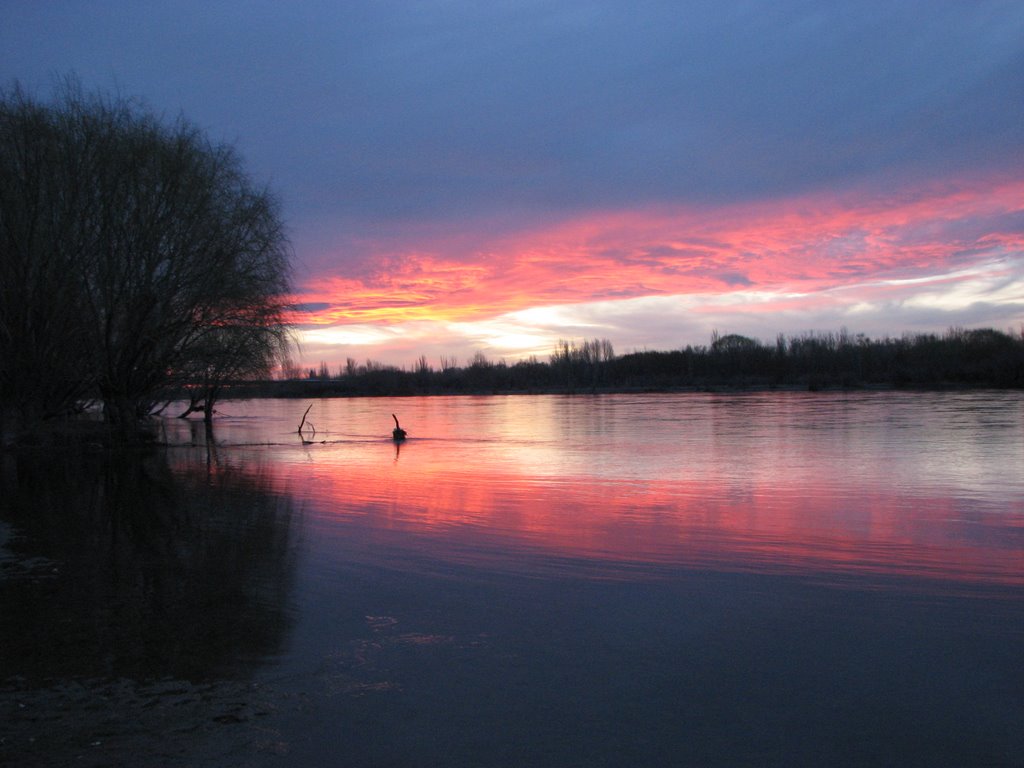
[262,326,1024,399]
[2,90,1021,444]
[0,80,292,443]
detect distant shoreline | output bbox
[220,379,1017,401]
[4,327,1022,448]
[258,328,1024,399]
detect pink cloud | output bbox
[291,172,1024,330]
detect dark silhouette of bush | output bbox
[0,79,292,441]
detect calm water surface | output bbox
[2,391,1022,766]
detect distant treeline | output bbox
[236,328,1024,399]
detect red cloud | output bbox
[292,173,1024,328]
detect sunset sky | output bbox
[4,1,1022,371]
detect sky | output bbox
[3,1,1023,371]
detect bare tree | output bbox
[0,84,97,439]
[178,306,291,423]
[0,78,293,437]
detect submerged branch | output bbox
[297,403,315,444]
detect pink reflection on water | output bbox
[167,393,1024,590]
[292,454,1024,589]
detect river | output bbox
[2,391,1022,766]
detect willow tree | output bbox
[178,307,292,423]
[0,79,292,437]
[0,85,96,435]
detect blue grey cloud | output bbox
[290,302,333,314]
[3,0,1022,278]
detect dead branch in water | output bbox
[298,403,315,444]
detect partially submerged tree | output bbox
[178,306,291,423]
[0,78,292,438]
[0,86,97,435]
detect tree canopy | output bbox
[0,79,292,439]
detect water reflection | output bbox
[155,392,1024,592]
[3,393,1023,767]
[289,453,1024,590]
[0,445,298,682]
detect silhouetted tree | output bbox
[0,83,96,434]
[0,78,292,438]
[551,338,615,389]
[179,311,291,422]
[254,327,1024,399]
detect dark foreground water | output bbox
[1,392,1022,767]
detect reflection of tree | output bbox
[0,446,298,683]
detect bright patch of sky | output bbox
[3,0,1022,369]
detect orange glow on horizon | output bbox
[290,173,1024,330]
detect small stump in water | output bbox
[391,414,407,441]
